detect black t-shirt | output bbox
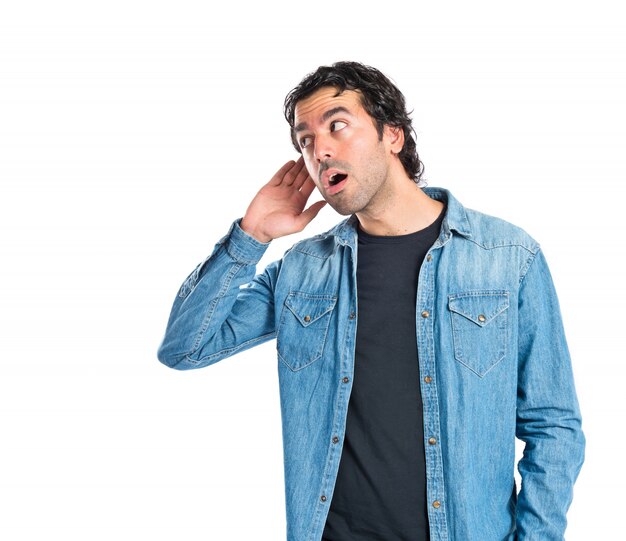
[322,205,445,541]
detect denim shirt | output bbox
[157,187,585,541]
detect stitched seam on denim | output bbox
[518,248,540,287]
[450,319,508,376]
[225,231,267,264]
[189,262,244,355]
[481,311,508,376]
[271,232,330,258]
[449,291,509,377]
[277,292,336,371]
[178,260,206,298]
[225,242,261,265]
[276,335,326,372]
[421,252,449,538]
[449,290,510,298]
[292,245,332,259]
[310,309,355,540]
[232,219,271,248]
[184,332,276,365]
[285,300,336,326]
[449,291,509,316]
[464,237,539,253]
[286,291,338,300]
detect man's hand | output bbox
[240,157,327,243]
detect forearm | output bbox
[514,248,585,539]
[515,407,585,539]
[156,218,274,369]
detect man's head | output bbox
[284,61,424,186]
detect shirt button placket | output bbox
[419,274,442,524]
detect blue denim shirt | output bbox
[157,187,584,541]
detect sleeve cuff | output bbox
[223,218,271,265]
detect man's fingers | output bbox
[293,161,312,189]
[282,156,306,186]
[299,175,318,199]
[297,200,327,229]
[269,159,297,186]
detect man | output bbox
[157,61,584,540]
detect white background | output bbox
[1,1,624,539]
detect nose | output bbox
[314,133,335,163]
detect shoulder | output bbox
[463,207,541,255]
[280,217,352,260]
[423,186,540,255]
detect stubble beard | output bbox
[325,145,390,217]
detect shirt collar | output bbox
[328,186,472,245]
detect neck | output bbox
[355,173,444,236]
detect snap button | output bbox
[332,436,339,444]
[421,310,430,318]
[428,437,437,445]
[427,254,432,262]
[424,376,432,383]
[304,315,311,322]
[478,314,486,322]
[342,377,350,383]
[320,495,327,502]
[433,500,441,509]
[349,312,356,320]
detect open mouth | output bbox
[329,173,348,186]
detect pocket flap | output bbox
[448,290,509,327]
[285,292,337,327]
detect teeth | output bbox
[329,173,347,186]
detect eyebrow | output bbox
[294,106,352,133]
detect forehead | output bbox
[294,87,364,124]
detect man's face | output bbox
[293,86,396,216]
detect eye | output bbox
[330,120,347,132]
[299,135,312,149]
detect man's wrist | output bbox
[240,218,272,244]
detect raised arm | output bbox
[156,158,326,370]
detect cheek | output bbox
[339,132,373,162]
[351,133,376,153]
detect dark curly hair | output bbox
[284,61,424,184]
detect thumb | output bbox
[297,200,327,229]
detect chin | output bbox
[327,202,359,216]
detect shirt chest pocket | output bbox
[277,291,337,372]
[448,290,510,377]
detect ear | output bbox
[384,125,405,154]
